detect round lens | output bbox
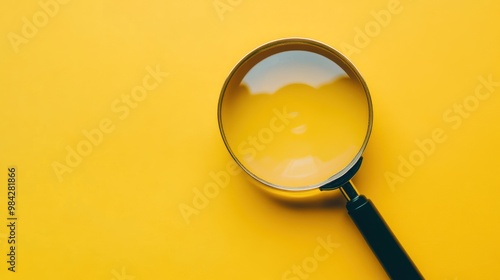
[219,40,372,190]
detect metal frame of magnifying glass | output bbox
[217,38,373,193]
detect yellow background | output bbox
[1,0,500,279]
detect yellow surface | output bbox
[1,0,499,279]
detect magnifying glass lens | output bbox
[221,50,370,189]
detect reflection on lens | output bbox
[220,50,370,189]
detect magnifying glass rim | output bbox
[217,37,373,192]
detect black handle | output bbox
[347,195,423,280]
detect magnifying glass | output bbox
[217,38,423,279]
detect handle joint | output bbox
[340,181,360,201]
